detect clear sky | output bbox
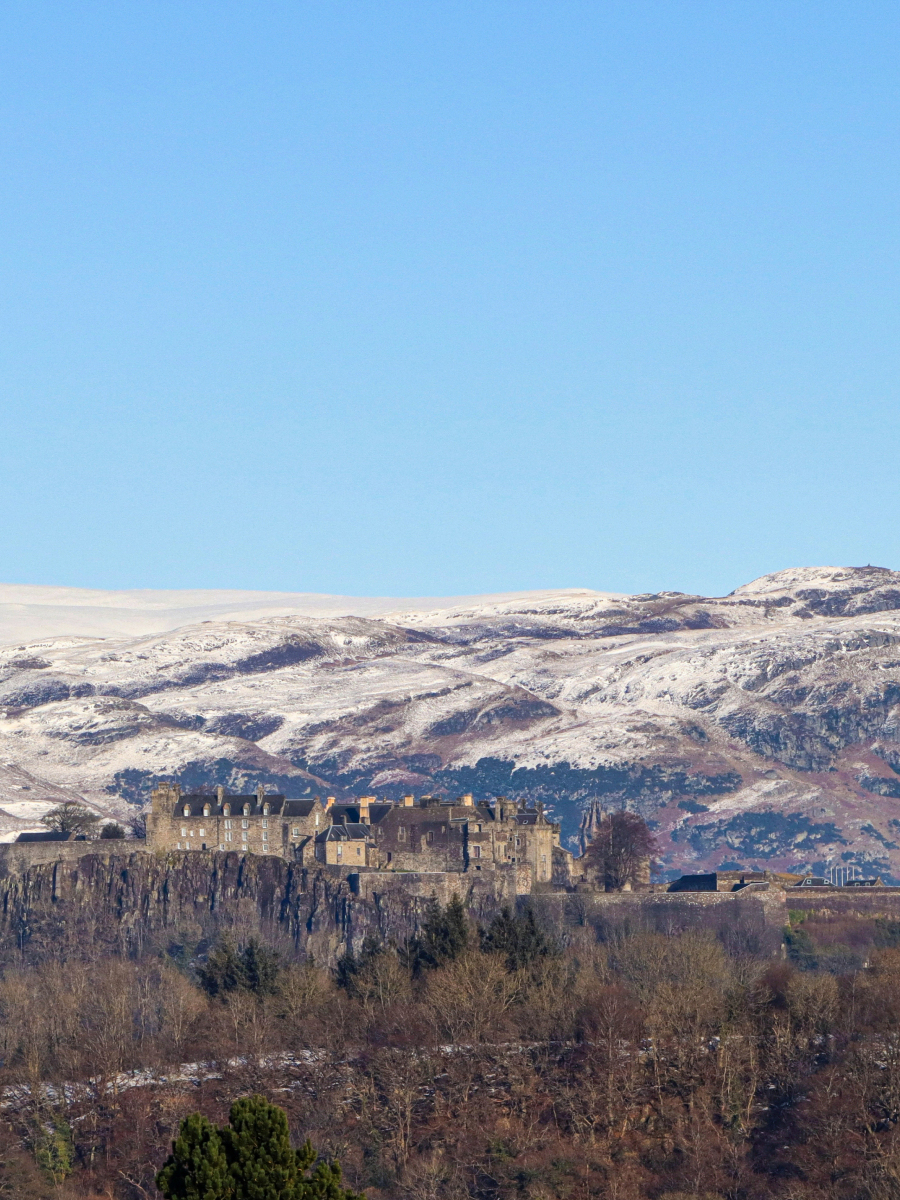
[1,2,899,599]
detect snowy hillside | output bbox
[3,567,900,878]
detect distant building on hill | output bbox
[147,783,327,858]
[146,783,576,892]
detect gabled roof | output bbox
[317,823,371,842]
[283,799,319,817]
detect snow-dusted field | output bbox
[3,567,900,878]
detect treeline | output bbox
[2,900,900,1198]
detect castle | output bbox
[147,783,577,893]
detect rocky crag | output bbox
[0,850,786,968]
[0,851,513,968]
[4,567,900,878]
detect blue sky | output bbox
[1,2,899,598]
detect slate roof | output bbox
[283,800,319,817]
[170,794,286,818]
[16,830,79,842]
[316,823,371,842]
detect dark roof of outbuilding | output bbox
[16,830,76,842]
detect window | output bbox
[241,830,248,841]
[176,842,181,850]
[441,825,446,833]
[262,831,268,842]
[181,827,187,837]
[262,819,268,829]
[219,843,225,851]
[223,804,231,816]
[263,803,270,816]
[515,836,521,846]
[190,830,195,838]
[242,819,249,828]
[224,819,232,829]
[426,831,434,844]
[199,828,206,836]
[225,832,232,842]
[398,826,406,842]
[203,804,211,817]
[386,852,392,864]
[243,804,251,816]
[473,845,481,859]
[356,846,362,856]
[292,827,299,837]
[476,823,482,832]
[183,805,190,817]
[337,845,342,858]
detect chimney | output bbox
[256,782,265,804]
[401,794,415,807]
[325,796,335,811]
[216,785,225,804]
[359,795,374,823]
[460,793,474,807]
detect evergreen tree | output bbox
[156,1112,231,1200]
[240,938,281,996]
[222,1095,303,1200]
[198,937,281,998]
[408,895,470,972]
[197,936,246,998]
[156,1097,364,1200]
[305,1159,364,1200]
[336,934,385,993]
[481,905,555,972]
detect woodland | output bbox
[0,892,898,1200]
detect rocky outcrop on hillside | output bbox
[0,851,513,968]
[4,566,900,878]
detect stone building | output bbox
[147,782,326,858]
[146,782,576,892]
[314,821,373,866]
[328,792,570,885]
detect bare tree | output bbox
[581,809,655,890]
[41,801,100,836]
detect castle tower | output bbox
[151,781,180,815]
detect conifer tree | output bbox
[222,1095,302,1200]
[410,894,470,971]
[156,1112,230,1200]
[481,904,555,971]
[157,1096,364,1200]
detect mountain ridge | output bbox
[2,566,900,879]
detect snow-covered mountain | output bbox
[3,567,900,879]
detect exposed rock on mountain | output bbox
[2,567,900,878]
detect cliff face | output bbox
[0,850,791,969]
[0,851,511,968]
